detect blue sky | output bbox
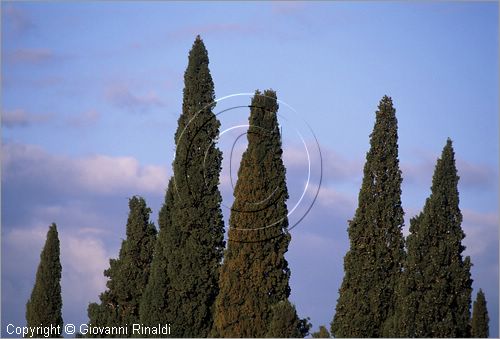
[1,1,498,337]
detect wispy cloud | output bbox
[5,48,57,65]
[3,4,35,37]
[402,152,497,190]
[271,1,307,15]
[2,109,54,128]
[66,110,100,128]
[106,85,165,113]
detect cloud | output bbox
[66,110,100,128]
[271,1,307,15]
[105,85,165,113]
[5,48,57,65]
[3,4,35,37]
[2,142,168,196]
[2,109,54,128]
[402,152,497,190]
[462,209,499,257]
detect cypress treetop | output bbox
[471,289,489,338]
[331,95,405,338]
[26,223,63,338]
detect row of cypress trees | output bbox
[23,36,490,338]
[86,35,307,338]
[329,96,491,338]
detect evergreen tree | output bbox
[471,289,489,338]
[26,223,63,338]
[139,35,225,337]
[331,96,405,337]
[397,139,472,337]
[312,326,331,338]
[87,196,156,337]
[139,179,174,329]
[213,90,295,337]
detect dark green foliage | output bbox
[26,223,63,338]
[472,289,489,337]
[266,301,308,338]
[213,90,295,337]
[331,96,405,337]
[397,139,472,337]
[312,326,331,338]
[139,179,174,328]
[87,196,156,337]
[140,35,225,337]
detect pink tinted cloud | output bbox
[402,151,496,190]
[66,110,100,128]
[6,48,56,64]
[106,85,165,113]
[2,142,169,195]
[271,1,306,15]
[2,109,54,128]
[3,4,35,36]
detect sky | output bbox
[1,1,498,337]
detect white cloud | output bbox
[2,142,168,195]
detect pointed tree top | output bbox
[440,138,456,163]
[187,35,209,67]
[381,94,392,102]
[375,95,395,119]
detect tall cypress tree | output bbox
[331,96,405,337]
[471,289,489,338]
[397,139,472,337]
[87,196,156,337]
[26,223,63,338]
[213,90,299,337]
[140,35,225,337]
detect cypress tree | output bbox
[87,196,156,337]
[213,90,296,337]
[26,223,63,338]
[139,179,174,329]
[331,96,405,337]
[312,326,331,338]
[140,35,225,337]
[397,139,473,337]
[471,289,489,338]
